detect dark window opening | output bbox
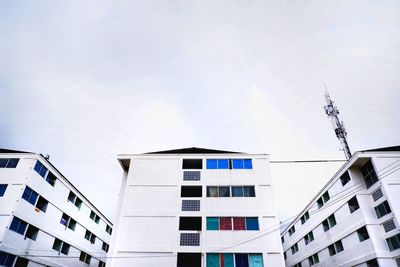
[340,171,351,186]
[25,225,39,241]
[218,186,230,197]
[35,196,49,212]
[179,217,202,230]
[14,257,29,267]
[46,172,57,186]
[301,211,310,224]
[348,196,360,213]
[366,259,379,267]
[375,201,392,219]
[0,158,19,168]
[182,159,202,169]
[357,226,369,242]
[177,253,201,267]
[181,186,202,197]
[361,159,379,188]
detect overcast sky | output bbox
[1,0,399,223]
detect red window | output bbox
[220,217,232,230]
[233,217,245,230]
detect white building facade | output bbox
[281,146,400,267]
[0,149,113,267]
[108,147,284,267]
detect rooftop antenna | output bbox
[323,86,352,159]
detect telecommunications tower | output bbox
[324,91,352,159]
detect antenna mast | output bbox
[324,90,352,159]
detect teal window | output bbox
[206,159,218,169]
[207,217,219,230]
[207,253,220,267]
[246,217,259,230]
[249,254,263,267]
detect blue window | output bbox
[246,217,259,230]
[244,159,253,169]
[0,184,7,197]
[206,159,218,169]
[232,186,243,197]
[235,254,249,267]
[9,217,28,235]
[232,159,244,169]
[218,159,229,169]
[207,217,219,230]
[0,251,16,267]
[0,158,19,168]
[34,161,48,178]
[22,186,38,205]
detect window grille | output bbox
[372,188,383,201]
[183,171,201,181]
[180,233,200,246]
[383,219,396,232]
[182,200,200,211]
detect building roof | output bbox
[362,145,400,152]
[0,148,32,154]
[144,147,242,154]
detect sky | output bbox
[1,0,399,223]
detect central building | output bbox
[108,147,284,267]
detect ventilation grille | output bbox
[372,188,383,201]
[180,233,200,246]
[183,171,200,181]
[383,219,396,233]
[182,200,200,211]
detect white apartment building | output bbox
[0,149,113,267]
[281,146,400,267]
[108,147,284,267]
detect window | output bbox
[304,231,314,245]
[60,213,76,231]
[361,159,379,188]
[322,214,337,231]
[206,253,262,267]
[98,261,106,267]
[357,226,369,242]
[283,252,287,260]
[372,188,383,201]
[232,186,243,197]
[0,158,19,168]
[0,251,16,267]
[219,186,230,197]
[288,226,295,236]
[9,217,28,235]
[14,257,28,267]
[0,184,8,197]
[106,225,112,235]
[182,200,200,211]
[85,230,96,244]
[366,259,379,267]
[90,211,100,224]
[340,171,351,186]
[34,160,57,186]
[102,242,109,252]
[181,186,202,197]
[328,240,344,256]
[317,191,330,208]
[182,159,202,169]
[291,243,299,254]
[183,171,200,181]
[180,233,200,246]
[383,219,396,233]
[207,217,258,231]
[348,196,360,213]
[207,186,255,198]
[79,252,92,264]
[179,217,202,230]
[206,159,253,169]
[22,186,39,205]
[178,253,201,267]
[52,238,70,255]
[300,211,310,224]
[25,225,39,241]
[386,233,400,251]
[281,236,284,243]
[375,201,392,219]
[68,191,82,209]
[293,263,302,267]
[35,196,49,212]
[308,253,319,265]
